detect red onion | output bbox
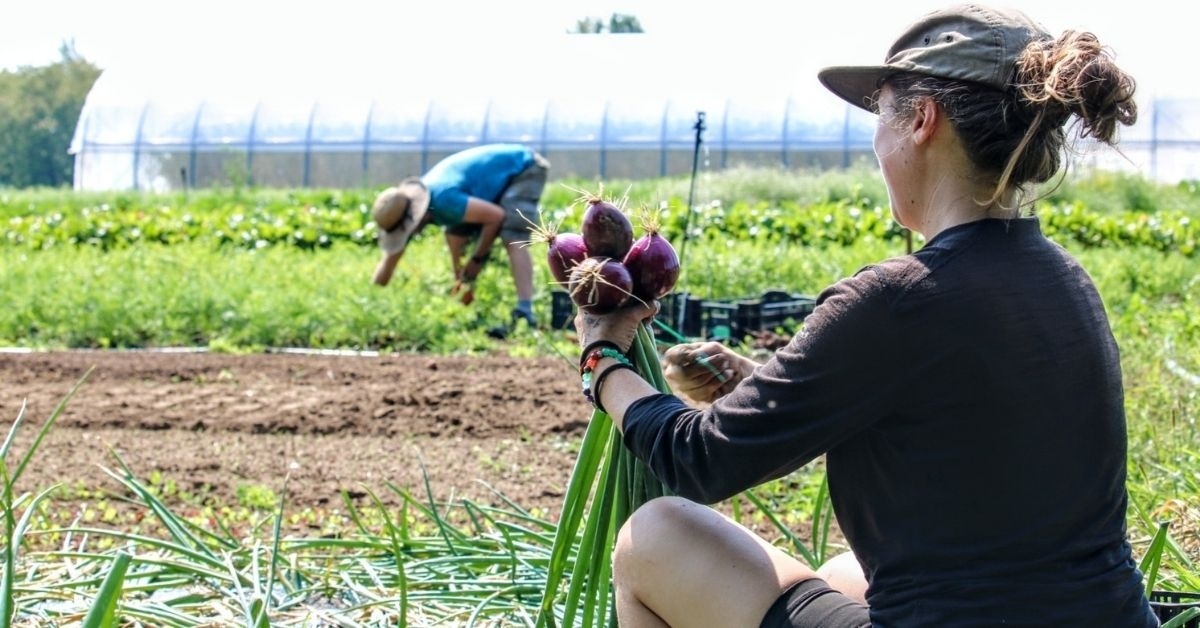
[546,232,589,285]
[623,230,680,301]
[581,198,633,260]
[568,256,633,314]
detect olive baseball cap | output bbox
[818,3,1050,112]
[373,177,429,255]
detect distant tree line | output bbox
[0,43,101,188]
[571,13,644,34]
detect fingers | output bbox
[663,340,742,397]
[665,354,728,388]
[448,280,474,305]
[573,297,661,351]
[664,342,726,369]
[691,353,731,385]
[642,300,662,323]
[664,342,706,365]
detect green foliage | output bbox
[4,168,1194,256]
[1040,202,1198,255]
[0,49,102,187]
[1042,170,1200,214]
[236,483,280,511]
[1,187,380,250]
[569,12,644,33]
[0,240,528,353]
[1,169,1196,354]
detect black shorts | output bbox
[760,578,872,628]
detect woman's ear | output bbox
[909,97,940,145]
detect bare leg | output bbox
[817,551,869,604]
[445,232,469,278]
[504,239,534,302]
[613,496,819,628]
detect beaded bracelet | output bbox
[580,346,634,409]
[579,340,624,372]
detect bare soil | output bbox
[0,350,595,519]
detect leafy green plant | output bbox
[237,483,280,511]
[4,169,1197,255]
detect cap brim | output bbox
[817,66,891,113]
[378,179,430,256]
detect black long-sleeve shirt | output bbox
[624,218,1157,626]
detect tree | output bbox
[569,13,644,34]
[607,13,644,33]
[0,42,102,188]
[572,16,606,34]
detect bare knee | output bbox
[816,551,869,604]
[614,496,820,627]
[614,496,692,585]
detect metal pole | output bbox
[676,111,706,332]
[678,111,706,273]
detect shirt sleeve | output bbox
[622,266,904,504]
[426,187,470,226]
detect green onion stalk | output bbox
[536,322,672,628]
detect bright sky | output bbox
[0,0,1192,101]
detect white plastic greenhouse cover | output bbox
[70,34,1200,190]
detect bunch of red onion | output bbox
[535,192,679,627]
[539,194,680,314]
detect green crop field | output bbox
[2,166,1198,625]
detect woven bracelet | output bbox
[590,363,637,414]
[580,347,634,408]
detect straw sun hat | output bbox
[372,177,430,255]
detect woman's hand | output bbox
[663,341,747,404]
[574,300,659,354]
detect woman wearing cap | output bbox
[372,143,549,327]
[573,3,1157,626]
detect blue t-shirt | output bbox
[421,144,536,226]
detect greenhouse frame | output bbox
[69,35,1200,190]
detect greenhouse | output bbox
[69,35,1200,190]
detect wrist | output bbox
[590,361,636,413]
[580,346,635,412]
[579,340,626,370]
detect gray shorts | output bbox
[446,152,548,244]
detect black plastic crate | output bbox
[551,290,816,342]
[550,291,577,330]
[1151,590,1200,627]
